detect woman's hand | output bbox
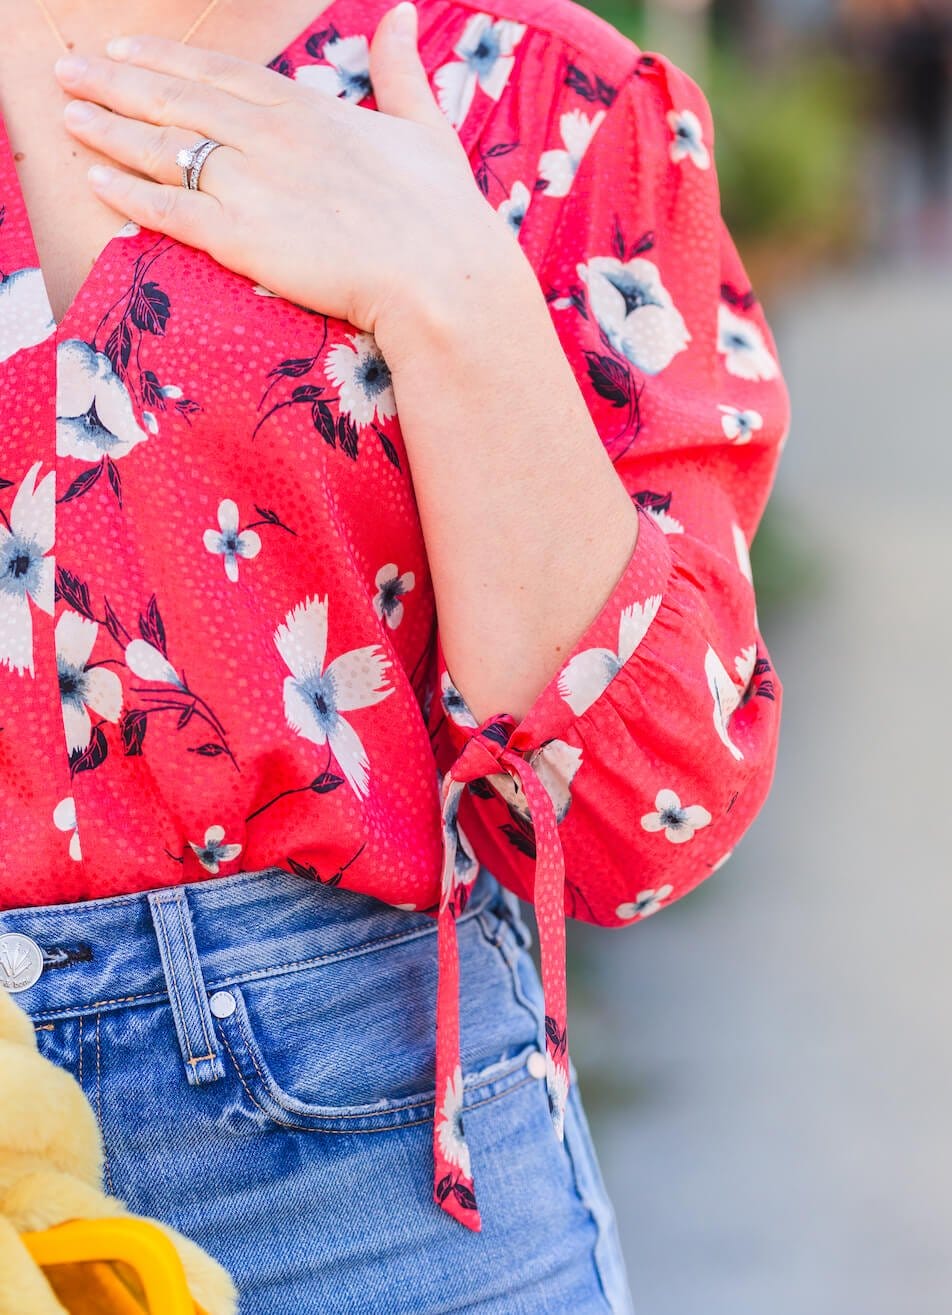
[53,4,511,341]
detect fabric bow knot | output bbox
[432,718,570,1231]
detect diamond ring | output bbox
[175,138,224,191]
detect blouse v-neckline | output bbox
[0,0,353,335]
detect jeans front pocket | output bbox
[209,894,544,1133]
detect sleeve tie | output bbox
[432,720,569,1232]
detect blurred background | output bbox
[525,1,952,1310]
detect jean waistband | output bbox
[0,862,504,1025]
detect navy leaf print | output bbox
[633,489,672,514]
[270,357,318,379]
[585,351,630,407]
[120,709,147,756]
[310,772,344,793]
[59,462,103,504]
[105,320,132,374]
[106,457,122,507]
[312,400,336,447]
[55,566,95,620]
[70,725,108,777]
[131,281,171,334]
[190,742,228,756]
[337,414,359,460]
[138,594,167,656]
[501,821,535,859]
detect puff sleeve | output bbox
[425,46,790,1232]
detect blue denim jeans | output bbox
[2,863,636,1314]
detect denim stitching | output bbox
[217,1024,536,1135]
[228,997,535,1121]
[173,894,215,1062]
[23,887,500,1023]
[150,897,200,1063]
[95,1011,115,1197]
[474,905,546,1050]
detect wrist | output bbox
[372,221,545,370]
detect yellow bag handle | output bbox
[19,1216,209,1315]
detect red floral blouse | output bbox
[0,0,789,1231]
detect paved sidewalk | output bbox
[570,261,952,1315]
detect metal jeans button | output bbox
[0,932,44,992]
[209,989,236,1018]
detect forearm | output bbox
[375,239,640,726]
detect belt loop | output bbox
[147,888,225,1086]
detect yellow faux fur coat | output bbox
[0,984,237,1315]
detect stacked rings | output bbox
[174,138,224,191]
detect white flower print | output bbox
[188,824,242,874]
[440,781,480,904]
[372,563,415,629]
[437,1064,471,1179]
[483,738,583,825]
[545,1051,569,1141]
[274,594,393,799]
[578,257,691,376]
[537,108,607,198]
[616,884,674,919]
[717,306,779,382]
[496,178,531,237]
[53,796,83,862]
[124,639,184,687]
[667,109,710,169]
[0,461,55,677]
[294,34,372,102]
[115,222,140,238]
[719,404,764,444]
[704,642,757,760]
[440,670,479,729]
[641,788,711,844]
[732,523,753,584]
[324,331,397,428]
[433,13,526,130]
[558,594,663,717]
[56,611,123,754]
[56,338,150,461]
[647,506,684,535]
[203,499,262,583]
[0,267,55,363]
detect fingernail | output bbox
[64,100,97,123]
[88,164,116,188]
[54,54,88,82]
[392,1,417,37]
[106,36,139,59]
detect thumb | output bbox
[369,3,446,129]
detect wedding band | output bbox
[174,138,224,191]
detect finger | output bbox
[87,163,221,248]
[53,52,251,144]
[104,32,291,107]
[63,99,241,189]
[368,3,448,132]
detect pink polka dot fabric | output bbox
[0,0,789,1230]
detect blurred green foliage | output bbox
[706,47,863,261]
[582,2,864,268]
